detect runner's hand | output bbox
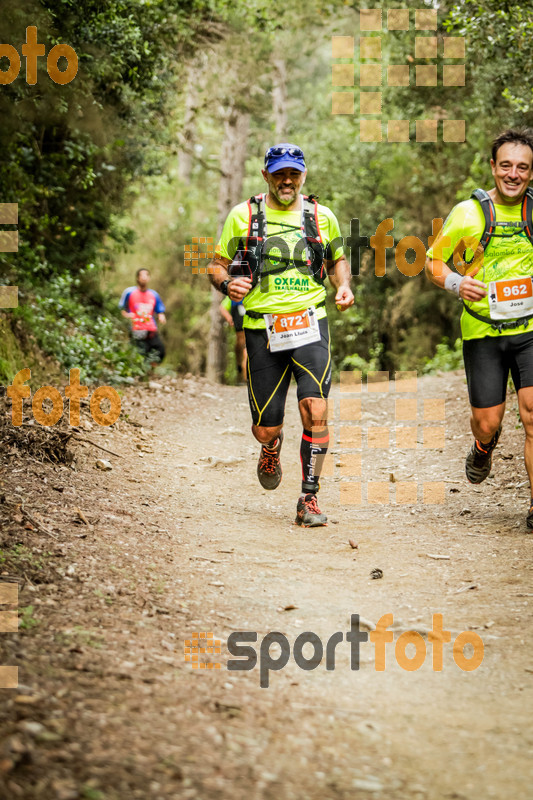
[335,285,354,311]
[459,275,487,302]
[228,277,252,301]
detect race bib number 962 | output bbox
[488,276,533,320]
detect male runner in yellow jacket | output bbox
[209,143,354,527]
[426,128,533,529]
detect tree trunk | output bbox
[206,108,250,383]
[177,58,204,184]
[272,59,288,141]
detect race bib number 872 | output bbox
[264,306,321,352]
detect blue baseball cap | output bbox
[264,143,306,173]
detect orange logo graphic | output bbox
[184,632,222,669]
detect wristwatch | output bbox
[220,279,231,296]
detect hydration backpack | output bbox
[467,186,533,259]
[461,186,533,332]
[228,193,326,287]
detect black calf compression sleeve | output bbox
[300,427,329,494]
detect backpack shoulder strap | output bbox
[247,194,265,241]
[521,186,533,247]
[302,195,322,243]
[471,188,496,250]
[241,194,266,286]
[302,195,327,284]
[246,196,254,237]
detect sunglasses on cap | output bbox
[264,146,305,163]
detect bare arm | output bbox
[425,258,487,302]
[327,255,354,310]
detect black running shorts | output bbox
[131,331,166,363]
[245,317,331,427]
[463,331,533,408]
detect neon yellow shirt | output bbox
[216,196,344,329]
[427,198,533,340]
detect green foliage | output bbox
[81,788,105,800]
[110,170,217,374]
[422,337,464,374]
[13,269,146,383]
[19,605,39,631]
[0,0,228,380]
[2,0,530,380]
[0,544,50,571]
[223,326,237,385]
[446,0,533,123]
[0,317,29,384]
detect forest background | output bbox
[1,0,532,386]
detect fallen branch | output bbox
[21,508,58,539]
[16,424,121,457]
[71,435,121,458]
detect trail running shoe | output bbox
[465,426,501,484]
[257,431,283,490]
[295,493,328,527]
[527,505,533,531]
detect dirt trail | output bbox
[0,371,532,800]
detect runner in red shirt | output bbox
[119,268,166,366]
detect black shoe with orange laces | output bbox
[257,431,283,490]
[465,426,501,484]
[295,493,328,527]
[527,503,533,531]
